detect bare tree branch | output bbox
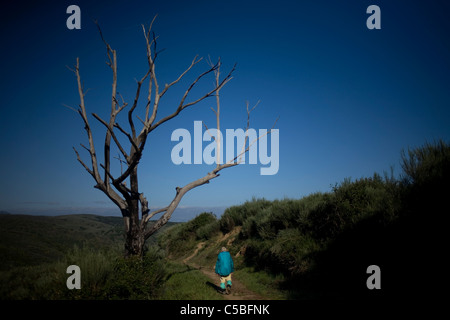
[233,113,279,165]
[147,62,235,135]
[202,121,216,142]
[142,206,168,225]
[73,146,94,177]
[70,56,129,212]
[129,69,152,139]
[128,14,157,139]
[62,103,78,113]
[72,58,102,183]
[158,55,203,99]
[113,122,140,154]
[100,163,132,203]
[92,22,120,189]
[92,113,129,161]
[144,160,240,239]
[213,59,222,166]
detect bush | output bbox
[307,174,401,240]
[219,198,272,233]
[229,172,407,286]
[243,239,274,271]
[400,139,450,217]
[103,246,166,300]
[0,263,66,299]
[0,245,122,299]
[241,215,259,239]
[196,220,220,240]
[64,245,119,298]
[270,228,319,275]
[159,212,219,257]
[401,139,450,187]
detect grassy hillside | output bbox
[0,214,179,299]
[0,214,124,270]
[0,214,179,271]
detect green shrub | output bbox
[233,174,407,283]
[0,245,121,299]
[0,263,65,299]
[270,228,319,275]
[219,206,239,233]
[307,174,401,240]
[401,139,450,187]
[64,245,119,297]
[103,246,166,300]
[159,212,219,257]
[195,220,220,240]
[219,198,272,233]
[241,215,259,239]
[243,239,274,271]
[400,139,450,217]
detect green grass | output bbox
[0,214,177,271]
[159,262,224,300]
[0,244,122,299]
[0,214,124,270]
[0,261,64,299]
[233,266,287,300]
[0,214,179,300]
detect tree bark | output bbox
[124,165,144,256]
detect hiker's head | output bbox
[221,247,227,252]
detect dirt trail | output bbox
[183,241,267,300]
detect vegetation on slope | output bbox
[0,214,124,270]
[0,140,448,299]
[160,140,450,299]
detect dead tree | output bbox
[68,17,272,256]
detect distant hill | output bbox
[3,206,227,222]
[0,214,175,270]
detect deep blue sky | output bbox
[1,0,449,219]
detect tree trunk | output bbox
[124,202,145,256]
[125,226,145,256]
[124,166,145,257]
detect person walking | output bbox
[215,247,234,294]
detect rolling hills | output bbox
[0,214,124,270]
[0,213,176,271]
